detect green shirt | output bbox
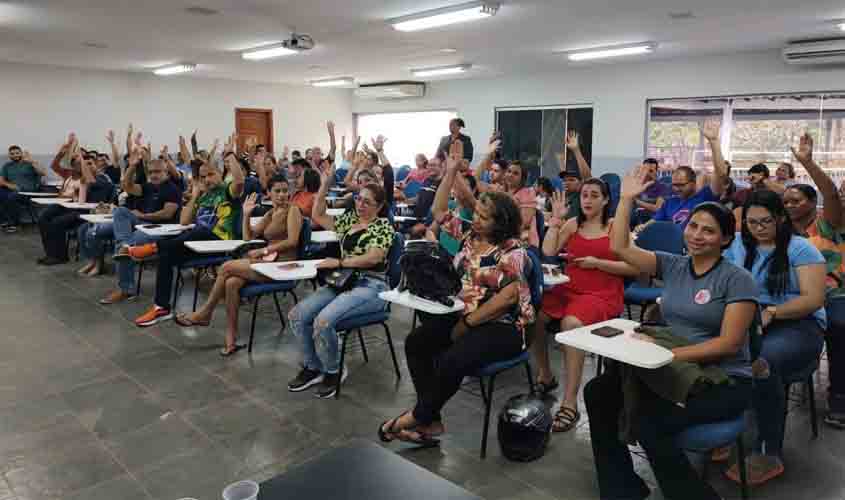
[196,181,241,240]
[0,161,40,192]
[565,190,581,219]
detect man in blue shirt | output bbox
[648,123,728,228]
[0,145,46,232]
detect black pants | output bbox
[0,188,25,225]
[405,313,523,425]
[153,226,219,309]
[827,331,845,412]
[38,204,82,260]
[584,365,752,500]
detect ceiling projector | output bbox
[282,33,315,51]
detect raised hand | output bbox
[701,120,720,142]
[134,131,143,147]
[372,135,386,152]
[160,144,169,157]
[565,130,579,151]
[106,130,115,144]
[243,193,259,215]
[621,165,654,199]
[327,121,335,135]
[222,135,232,154]
[22,150,33,163]
[791,132,814,164]
[352,135,360,151]
[67,132,77,146]
[446,140,464,172]
[550,190,568,220]
[488,139,501,156]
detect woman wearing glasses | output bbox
[723,189,825,486]
[287,164,395,400]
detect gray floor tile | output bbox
[65,474,152,500]
[103,413,211,472]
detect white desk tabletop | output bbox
[394,216,417,222]
[311,231,339,243]
[19,192,64,198]
[379,289,465,315]
[31,197,68,205]
[554,318,674,369]
[395,202,416,209]
[185,239,261,254]
[80,214,113,224]
[60,202,99,211]
[542,265,570,287]
[326,208,345,216]
[137,224,193,237]
[251,259,325,281]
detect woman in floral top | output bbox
[378,143,534,446]
[287,159,396,400]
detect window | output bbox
[646,93,845,188]
[355,110,457,169]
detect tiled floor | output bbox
[1,227,843,499]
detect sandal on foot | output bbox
[378,413,406,443]
[711,446,731,463]
[397,429,440,448]
[725,455,784,486]
[552,406,580,433]
[534,377,559,395]
[219,344,246,357]
[174,313,210,327]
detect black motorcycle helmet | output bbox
[498,393,552,462]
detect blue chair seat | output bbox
[477,351,530,378]
[183,256,229,268]
[624,283,662,304]
[240,281,297,299]
[676,414,745,451]
[337,310,390,331]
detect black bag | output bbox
[323,268,359,293]
[498,393,552,462]
[399,240,461,306]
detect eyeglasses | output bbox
[745,216,775,228]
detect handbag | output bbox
[323,268,359,293]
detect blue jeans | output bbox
[0,188,25,225]
[754,318,824,456]
[111,207,159,293]
[290,277,388,374]
[77,222,114,260]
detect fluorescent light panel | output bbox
[838,22,845,31]
[242,44,297,60]
[311,77,355,87]
[411,64,471,77]
[153,64,196,76]
[567,43,656,61]
[389,1,499,32]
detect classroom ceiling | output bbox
[0,0,843,85]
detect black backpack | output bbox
[399,240,461,306]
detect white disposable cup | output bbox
[222,480,260,500]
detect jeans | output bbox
[77,222,114,260]
[110,207,158,292]
[584,364,752,500]
[153,226,219,309]
[405,314,524,425]
[0,188,25,225]
[754,318,824,456]
[290,277,388,374]
[38,204,82,260]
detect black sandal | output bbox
[378,413,406,443]
[552,406,580,433]
[534,377,559,395]
[219,344,246,357]
[397,428,440,448]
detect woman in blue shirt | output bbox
[724,189,826,486]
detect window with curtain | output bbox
[355,110,457,169]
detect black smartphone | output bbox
[591,326,624,338]
[142,224,161,229]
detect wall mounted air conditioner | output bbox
[783,38,845,65]
[354,82,426,100]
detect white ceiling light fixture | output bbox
[411,64,472,77]
[837,21,845,32]
[153,63,197,76]
[310,77,355,87]
[388,1,499,32]
[567,42,657,61]
[242,43,298,60]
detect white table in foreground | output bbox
[19,192,64,198]
[251,259,325,281]
[80,214,113,224]
[185,239,264,254]
[554,318,674,369]
[379,289,465,315]
[311,231,339,243]
[137,224,193,237]
[60,202,99,211]
[31,197,69,206]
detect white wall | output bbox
[0,61,354,159]
[352,49,845,176]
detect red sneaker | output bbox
[128,243,158,260]
[135,305,172,327]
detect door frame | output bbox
[235,107,274,153]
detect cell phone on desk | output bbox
[142,224,161,229]
[591,326,624,338]
[277,263,303,270]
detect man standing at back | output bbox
[0,145,45,233]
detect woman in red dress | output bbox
[530,178,639,432]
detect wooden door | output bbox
[235,108,274,153]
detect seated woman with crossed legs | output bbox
[584,166,758,500]
[175,175,302,356]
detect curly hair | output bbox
[479,191,522,245]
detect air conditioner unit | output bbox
[354,82,426,100]
[783,38,845,65]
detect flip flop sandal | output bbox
[174,313,211,327]
[397,428,440,448]
[219,344,246,357]
[535,377,559,395]
[725,457,785,486]
[378,413,407,443]
[552,406,580,433]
